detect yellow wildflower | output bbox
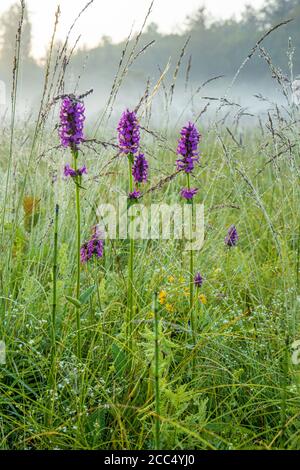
[158,290,167,305]
[184,287,190,297]
[168,275,175,284]
[165,303,175,313]
[199,294,207,305]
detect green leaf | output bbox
[65,296,82,308]
[79,285,96,304]
[112,343,127,378]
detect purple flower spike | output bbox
[64,164,77,177]
[176,122,200,173]
[81,226,104,263]
[80,246,88,263]
[180,188,198,200]
[194,272,203,288]
[77,166,87,176]
[64,164,87,178]
[225,225,238,247]
[132,153,148,183]
[59,96,85,150]
[128,190,141,200]
[117,109,140,155]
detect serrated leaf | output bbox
[65,296,81,308]
[79,285,96,304]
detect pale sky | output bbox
[0,0,266,59]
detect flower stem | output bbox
[48,203,59,425]
[128,153,134,351]
[187,174,196,370]
[51,204,59,361]
[153,292,161,450]
[72,149,82,359]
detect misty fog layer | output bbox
[0,0,299,123]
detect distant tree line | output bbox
[0,0,299,100]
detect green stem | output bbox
[127,153,134,351]
[281,334,289,445]
[1,5,23,326]
[51,204,59,361]
[153,292,161,450]
[47,203,59,426]
[72,150,82,359]
[187,174,196,352]
[296,222,300,294]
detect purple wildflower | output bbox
[78,166,87,176]
[132,153,148,183]
[176,122,200,173]
[64,165,76,177]
[64,164,87,178]
[80,227,104,263]
[194,272,203,288]
[128,190,141,200]
[225,225,238,247]
[59,96,85,149]
[180,188,198,200]
[117,109,140,155]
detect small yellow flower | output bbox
[199,294,207,305]
[184,287,190,297]
[147,311,154,319]
[179,276,185,284]
[168,275,175,284]
[165,303,175,313]
[158,290,167,305]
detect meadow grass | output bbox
[0,3,299,450]
[0,119,299,450]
